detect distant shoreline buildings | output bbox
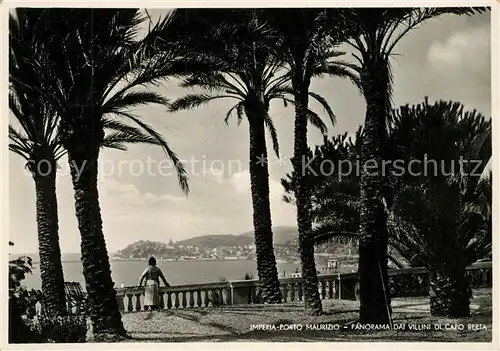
[112,239,359,269]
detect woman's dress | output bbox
[143,266,161,307]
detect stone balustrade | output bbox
[114,261,492,313]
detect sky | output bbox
[8,9,491,254]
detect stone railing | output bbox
[115,261,492,313]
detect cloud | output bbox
[427,25,490,71]
[223,169,285,199]
[221,169,296,224]
[99,177,186,207]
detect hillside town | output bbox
[112,238,358,264]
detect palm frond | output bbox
[181,73,247,98]
[224,102,243,125]
[308,91,336,126]
[311,222,360,246]
[113,111,189,194]
[306,110,328,136]
[169,93,240,112]
[102,91,169,115]
[101,130,159,151]
[313,62,362,92]
[264,113,279,158]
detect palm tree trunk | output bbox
[293,85,322,315]
[66,137,127,339]
[246,104,283,304]
[358,60,391,324]
[32,156,67,315]
[429,270,471,317]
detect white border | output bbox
[1,1,498,350]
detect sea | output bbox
[15,253,357,290]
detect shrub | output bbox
[8,243,88,343]
[35,315,88,343]
[8,255,45,343]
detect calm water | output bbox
[22,258,306,290]
[18,251,357,290]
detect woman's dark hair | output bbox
[148,257,156,266]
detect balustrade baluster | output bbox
[203,290,209,307]
[334,279,340,299]
[135,293,142,311]
[197,289,202,307]
[327,280,334,299]
[166,292,172,309]
[159,292,165,309]
[290,283,296,302]
[126,294,133,312]
[174,292,180,309]
[182,292,187,308]
[282,284,288,302]
[189,291,195,307]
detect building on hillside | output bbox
[327,259,339,270]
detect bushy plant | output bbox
[9,254,45,343]
[8,243,88,343]
[34,315,88,343]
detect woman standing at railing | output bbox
[138,257,170,319]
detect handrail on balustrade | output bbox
[115,261,491,297]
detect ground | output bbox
[113,288,492,342]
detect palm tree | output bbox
[9,11,179,316]
[281,128,412,269]
[388,99,491,317]
[283,98,491,317]
[8,105,169,316]
[11,8,193,338]
[9,18,66,313]
[327,7,489,323]
[167,9,335,303]
[264,9,360,315]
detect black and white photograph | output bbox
[4,2,496,346]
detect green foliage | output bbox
[34,315,88,343]
[282,98,492,269]
[8,245,88,343]
[8,253,45,343]
[166,9,337,158]
[9,8,190,193]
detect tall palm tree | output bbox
[329,7,488,323]
[11,8,194,339]
[264,9,360,315]
[9,10,179,316]
[9,17,67,313]
[8,103,169,316]
[167,9,335,303]
[284,98,491,317]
